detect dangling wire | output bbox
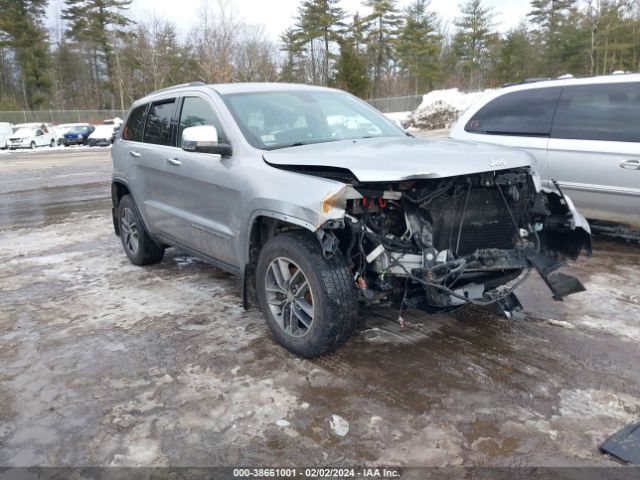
[397,277,409,328]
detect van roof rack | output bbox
[502,77,552,88]
[504,71,637,88]
[522,77,554,84]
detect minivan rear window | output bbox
[143,100,176,146]
[122,104,148,142]
[465,87,562,137]
[551,82,640,143]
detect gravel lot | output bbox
[1,148,639,467]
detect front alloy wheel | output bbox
[256,232,359,358]
[265,257,314,338]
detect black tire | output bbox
[30,141,35,149]
[256,231,359,358]
[117,195,164,266]
[50,139,55,147]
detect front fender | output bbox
[239,184,362,264]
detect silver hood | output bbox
[263,137,533,183]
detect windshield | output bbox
[221,90,405,150]
[13,128,34,137]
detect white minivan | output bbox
[450,73,640,227]
[7,127,57,150]
[0,122,12,149]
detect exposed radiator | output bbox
[433,187,522,256]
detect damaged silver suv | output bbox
[111,83,592,358]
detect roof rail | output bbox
[148,81,206,96]
[522,77,554,84]
[502,77,552,88]
[502,71,639,88]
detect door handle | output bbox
[167,158,181,166]
[620,160,640,170]
[129,151,141,158]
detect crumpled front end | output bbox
[317,167,591,317]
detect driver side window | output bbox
[179,97,228,145]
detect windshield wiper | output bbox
[267,139,337,150]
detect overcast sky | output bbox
[47,0,533,39]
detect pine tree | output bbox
[51,39,91,108]
[0,0,51,109]
[280,27,306,83]
[295,0,346,84]
[451,0,498,89]
[351,12,368,54]
[333,38,370,97]
[527,0,578,74]
[395,0,443,93]
[362,0,401,97]
[494,23,536,84]
[62,0,133,109]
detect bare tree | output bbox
[234,25,279,82]
[192,0,238,83]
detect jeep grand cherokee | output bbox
[111,83,591,358]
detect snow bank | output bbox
[0,144,111,155]
[405,88,493,131]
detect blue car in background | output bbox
[62,125,95,146]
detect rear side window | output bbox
[552,83,640,143]
[143,99,176,146]
[122,104,148,142]
[178,96,228,145]
[465,87,562,136]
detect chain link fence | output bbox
[0,97,420,126]
[0,110,128,125]
[367,94,424,113]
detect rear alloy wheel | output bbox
[50,139,55,147]
[30,141,36,149]
[117,195,165,266]
[256,232,359,358]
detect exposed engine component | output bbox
[333,167,590,317]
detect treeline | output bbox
[0,0,639,111]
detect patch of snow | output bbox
[546,319,576,329]
[559,389,639,423]
[275,419,290,428]
[329,414,349,437]
[0,144,111,155]
[384,111,411,125]
[406,88,494,131]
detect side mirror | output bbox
[181,125,232,156]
